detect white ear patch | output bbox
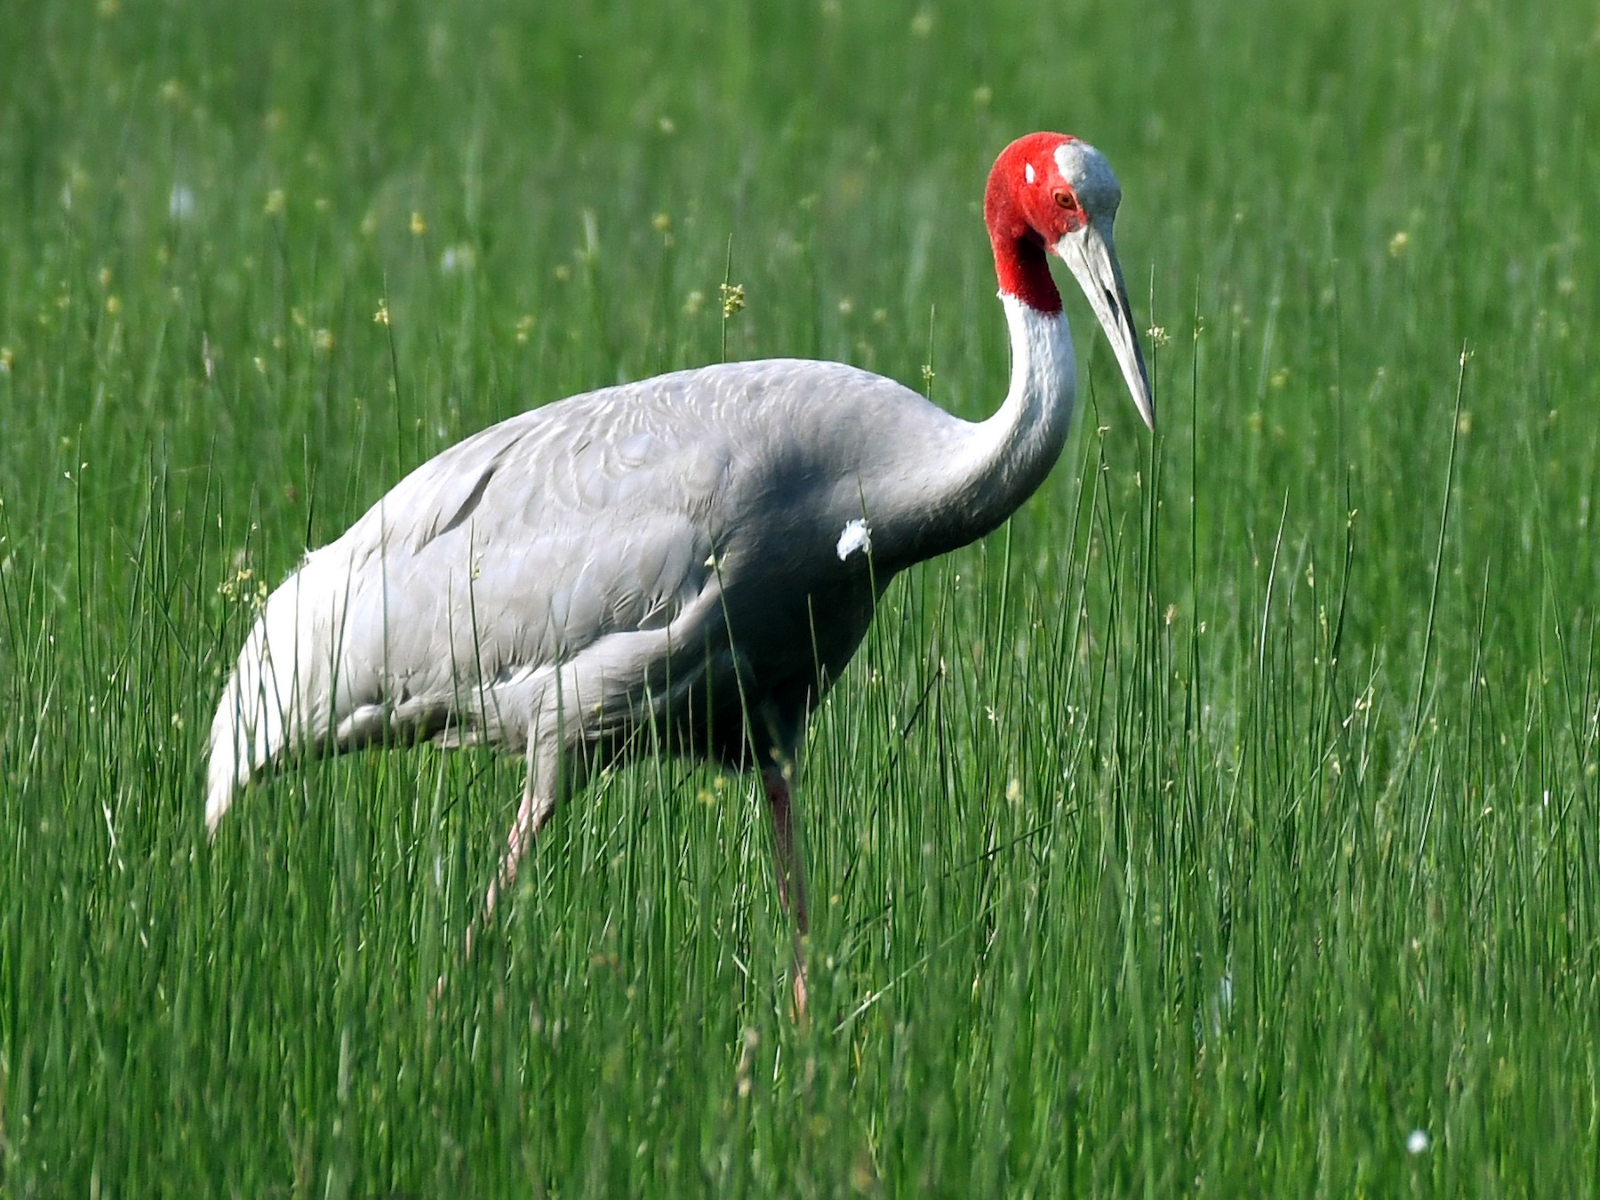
[836,518,872,561]
[1024,162,1036,184]
[1054,140,1119,211]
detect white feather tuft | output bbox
[835,518,872,561]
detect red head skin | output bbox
[983,132,1089,315]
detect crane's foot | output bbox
[790,956,810,1028]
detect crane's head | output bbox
[985,132,1154,429]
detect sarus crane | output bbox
[208,132,1154,1015]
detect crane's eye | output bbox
[1054,189,1079,212]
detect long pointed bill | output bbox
[1055,219,1155,430]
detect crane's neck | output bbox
[924,291,1076,554]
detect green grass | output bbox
[3,0,1598,1193]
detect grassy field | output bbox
[2,0,1598,1193]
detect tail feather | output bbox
[206,555,354,833]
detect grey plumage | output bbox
[207,133,1154,1013]
[209,359,974,811]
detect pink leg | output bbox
[483,787,556,918]
[468,743,561,958]
[762,765,810,1022]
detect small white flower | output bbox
[836,518,872,561]
[440,243,475,274]
[1406,1129,1430,1155]
[168,184,196,220]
